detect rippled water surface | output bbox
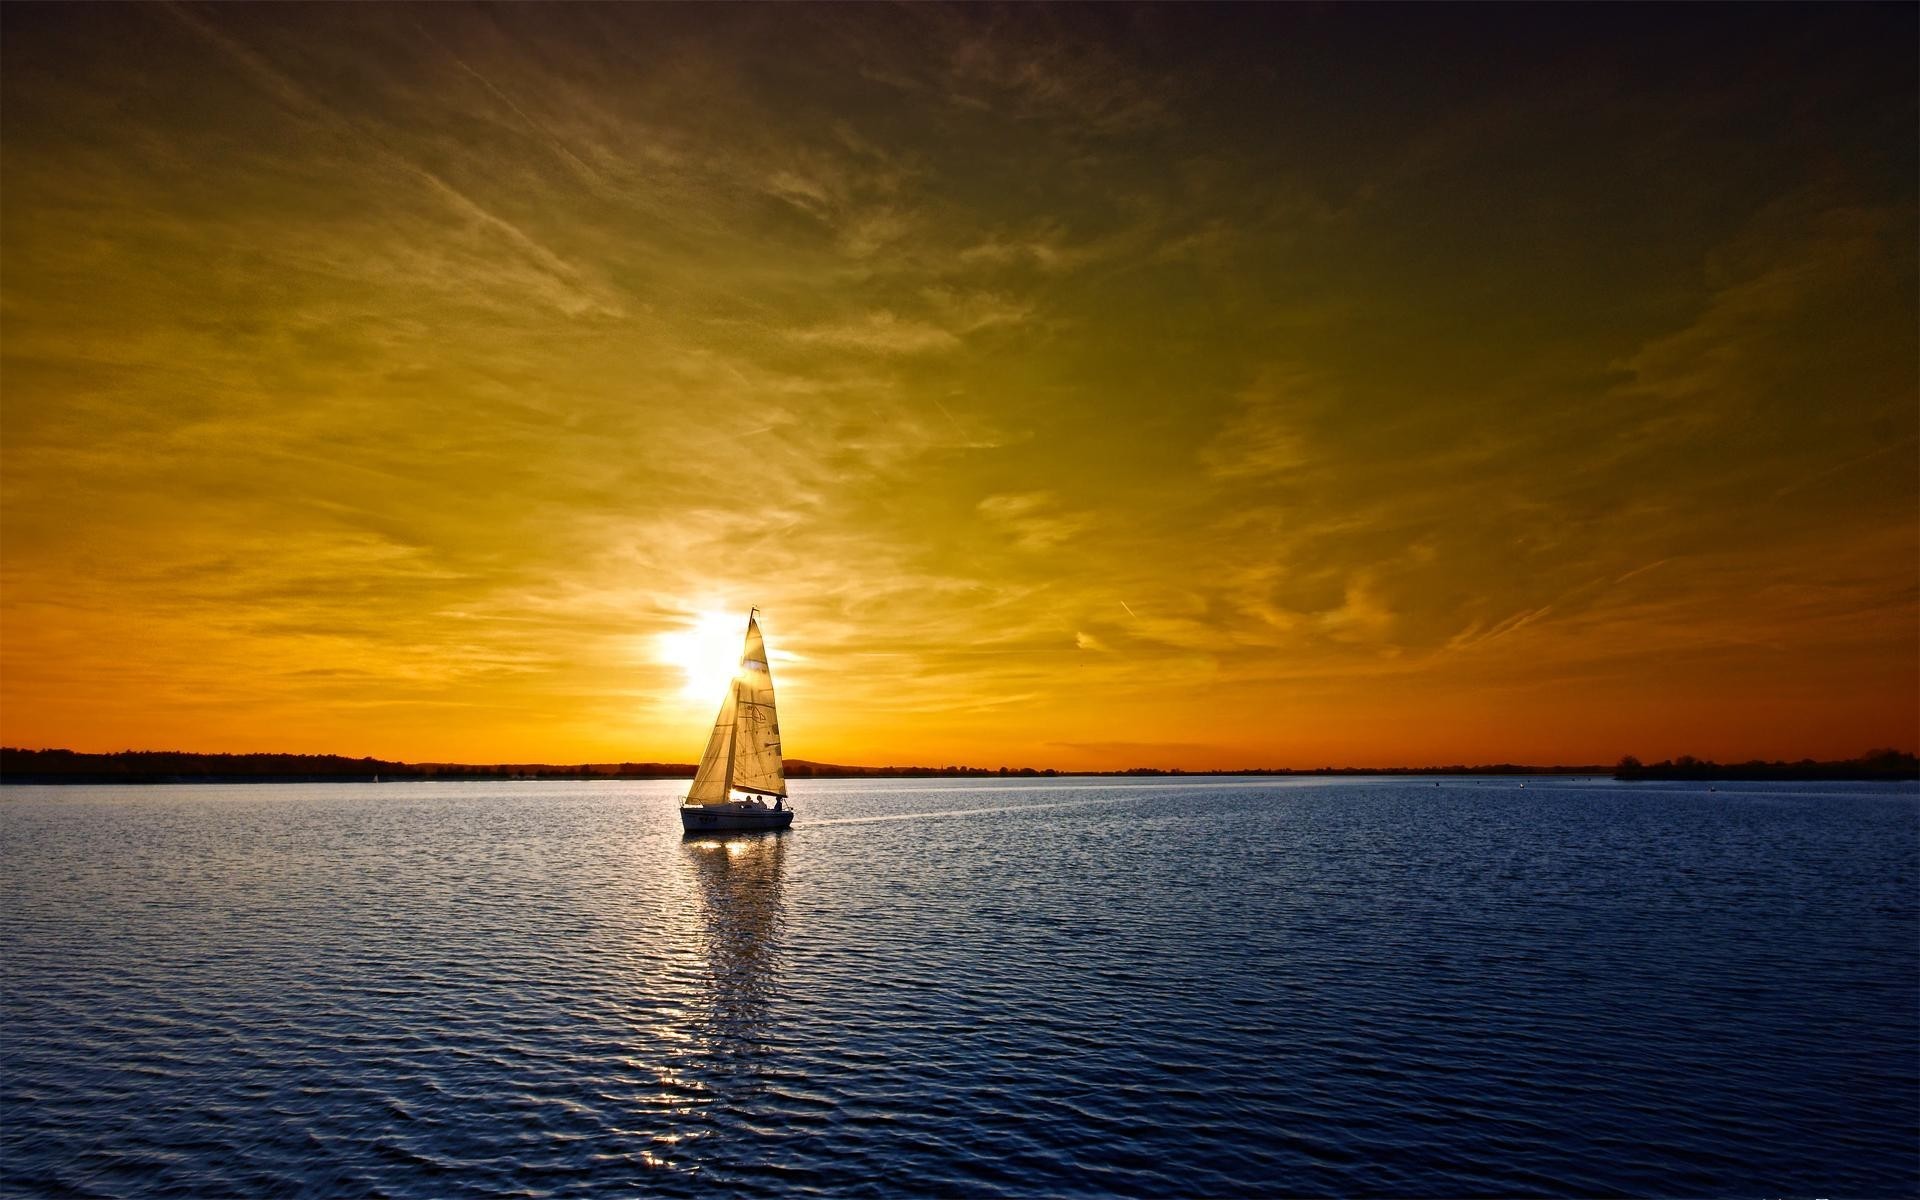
[3,777,1916,1197]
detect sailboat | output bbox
[680,609,795,833]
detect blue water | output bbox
[2,777,1915,1198]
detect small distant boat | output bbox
[680,609,794,833]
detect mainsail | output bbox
[685,613,787,805]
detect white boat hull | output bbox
[680,802,793,832]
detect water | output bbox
[3,777,1915,1198]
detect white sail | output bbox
[683,613,786,805]
[729,617,786,797]
[685,677,739,805]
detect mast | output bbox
[723,679,739,796]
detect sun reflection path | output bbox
[613,830,793,1176]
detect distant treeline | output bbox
[1614,751,1919,781]
[0,749,1078,785]
[0,748,697,785]
[6,747,1911,785]
[4,748,1615,784]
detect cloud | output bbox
[765,169,835,217]
[943,13,1175,133]
[977,491,1091,551]
[1316,576,1396,646]
[785,312,960,355]
[919,287,1033,333]
[1608,201,1901,437]
[784,290,1032,356]
[1198,369,1324,480]
[162,3,623,319]
[957,230,1108,273]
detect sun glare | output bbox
[658,611,744,702]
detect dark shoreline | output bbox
[1613,751,1919,783]
[3,747,1914,785]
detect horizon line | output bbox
[5,745,1917,780]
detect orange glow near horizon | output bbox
[2,6,1915,770]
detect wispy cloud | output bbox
[1198,369,1324,481]
[785,312,960,355]
[977,491,1092,552]
[162,3,622,319]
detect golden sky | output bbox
[3,5,1915,769]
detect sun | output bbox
[657,611,745,702]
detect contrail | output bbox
[1772,438,1913,499]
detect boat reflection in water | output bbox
[682,831,788,1054]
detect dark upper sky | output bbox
[2,3,1914,766]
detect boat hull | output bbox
[680,803,794,832]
